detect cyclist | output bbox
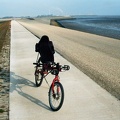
[37,35,55,64]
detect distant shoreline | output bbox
[50,17,120,40]
[50,17,75,27]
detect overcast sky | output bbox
[0,0,120,17]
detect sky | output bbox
[0,0,120,17]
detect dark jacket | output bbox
[38,36,55,63]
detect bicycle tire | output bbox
[35,67,43,87]
[49,82,64,111]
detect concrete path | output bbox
[10,20,120,120]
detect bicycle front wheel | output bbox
[35,67,43,87]
[49,82,64,111]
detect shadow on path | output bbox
[10,72,51,111]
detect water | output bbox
[57,16,120,40]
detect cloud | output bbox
[49,7,64,15]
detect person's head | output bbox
[40,35,49,43]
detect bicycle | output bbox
[33,55,70,111]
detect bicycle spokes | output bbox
[35,68,43,87]
[49,82,64,111]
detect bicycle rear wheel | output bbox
[35,67,43,87]
[49,82,64,111]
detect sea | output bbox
[57,15,120,40]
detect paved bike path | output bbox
[10,20,120,120]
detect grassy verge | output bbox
[0,20,11,119]
[0,21,11,52]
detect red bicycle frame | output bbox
[51,75,60,94]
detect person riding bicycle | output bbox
[37,35,55,64]
[34,36,69,111]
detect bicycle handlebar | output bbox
[62,65,70,71]
[33,62,70,72]
[33,62,55,66]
